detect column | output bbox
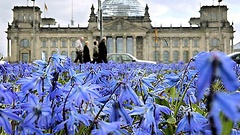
[133,35,136,57]
[143,36,147,60]
[206,38,210,52]
[189,38,193,59]
[67,37,70,57]
[160,38,163,62]
[14,37,19,62]
[7,38,10,61]
[169,38,173,62]
[112,36,116,53]
[48,38,51,58]
[123,35,127,52]
[223,37,227,53]
[179,38,183,61]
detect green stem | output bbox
[86,82,121,134]
[173,73,197,118]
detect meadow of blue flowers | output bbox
[0,51,239,135]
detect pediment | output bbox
[103,18,147,32]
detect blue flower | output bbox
[14,121,43,135]
[50,49,67,70]
[130,102,171,134]
[183,88,197,105]
[212,92,240,122]
[0,84,15,105]
[20,94,51,126]
[0,109,22,134]
[109,100,133,125]
[69,83,101,106]
[16,68,53,97]
[195,51,239,100]
[176,111,209,134]
[117,82,140,105]
[92,120,121,135]
[163,73,180,88]
[135,74,157,95]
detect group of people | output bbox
[74,37,108,64]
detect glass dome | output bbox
[102,0,144,16]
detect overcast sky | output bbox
[0,0,239,56]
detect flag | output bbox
[44,3,48,11]
[154,28,158,43]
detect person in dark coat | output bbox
[83,41,91,63]
[98,37,108,63]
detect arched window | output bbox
[51,40,57,48]
[193,50,199,57]
[163,51,169,63]
[61,51,68,56]
[51,51,57,56]
[173,51,179,63]
[61,40,67,48]
[20,39,30,47]
[211,38,220,46]
[42,40,47,48]
[183,51,189,63]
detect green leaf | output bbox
[167,116,176,124]
[192,104,206,116]
[155,97,170,108]
[169,87,177,100]
[221,113,233,135]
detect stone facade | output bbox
[6,3,234,63]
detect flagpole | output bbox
[218,0,222,51]
[98,0,103,40]
[32,0,36,61]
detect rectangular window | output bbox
[183,39,189,47]
[107,37,114,53]
[42,41,47,48]
[22,53,29,63]
[116,37,123,53]
[52,41,57,47]
[162,39,169,47]
[126,37,133,55]
[193,39,199,47]
[71,41,76,48]
[173,39,179,47]
[62,41,67,48]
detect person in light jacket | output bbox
[92,40,99,63]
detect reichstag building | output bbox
[6,0,234,63]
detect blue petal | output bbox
[0,115,12,134]
[24,112,38,125]
[196,58,213,101]
[1,109,22,121]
